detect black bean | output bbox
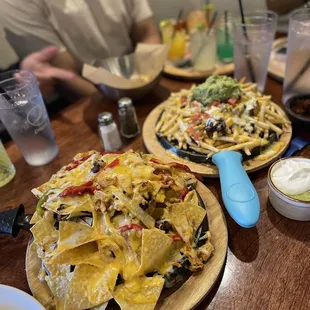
[91,161,101,173]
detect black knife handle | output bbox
[0,205,24,237]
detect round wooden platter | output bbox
[26,182,228,310]
[143,101,292,177]
[268,37,287,82]
[164,61,234,80]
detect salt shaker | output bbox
[98,112,122,151]
[118,97,140,138]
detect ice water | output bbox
[234,30,274,92]
[283,16,310,104]
[190,30,217,71]
[0,71,58,166]
[0,141,15,187]
[0,94,58,166]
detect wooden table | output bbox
[1,76,310,310]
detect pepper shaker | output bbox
[118,97,140,138]
[98,112,122,151]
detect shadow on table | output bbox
[266,199,310,242]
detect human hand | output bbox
[20,46,75,82]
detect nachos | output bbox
[30,150,213,310]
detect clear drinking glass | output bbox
[0,70,58,166]
[0,140,15,187]
[190,29,217,71]
[283,8,310,119]
[233,11,278,92]
[216,12,234,63]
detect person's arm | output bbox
[131,17,161,45]
[267,0,306,15]
[51,50,98,97]
[1,0,97,98]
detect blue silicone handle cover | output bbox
[212,151,260,228]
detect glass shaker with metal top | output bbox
[118,97,140,138]
[98,112,122,151]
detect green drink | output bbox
[0,140,15,187]
[217,39,234,63]
[216,12,234,63]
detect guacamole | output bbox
[290,191,310,201]
[192,75,243,106]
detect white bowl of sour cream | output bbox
[267,157,310,221]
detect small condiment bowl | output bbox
[267,157,310,221]
[284,95,310,125]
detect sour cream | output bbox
[271,159,310,195]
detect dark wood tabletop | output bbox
[1,75,310,310]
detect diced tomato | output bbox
[59,181,96,197]
[105,158,120,169]
[187,126,201,141]
[204,112,210,119]
[180,186,189,200]
[150,158,164,165]
[190,113,203,123]
[100,151,123,155]
[228,97,238,105]
[118,223,143,232]
[169,234,182,241]
[168,162,192,173]
[65,155,91,171]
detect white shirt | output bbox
[0,0,153,65]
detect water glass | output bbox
[0,140,15,187]
[0,70,58,166]
[190,29,217,71]
[233,11,278,92]
[215,12,234,63]
[283,8,310,117]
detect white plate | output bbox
[0,285,44,310]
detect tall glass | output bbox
[0,71,58,166]
[283,8,310,119]
[190,29,217,71]
[216,12,234,63]
[233,11,278,92]
[0,140,15,187]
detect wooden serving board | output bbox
[143,102,292,177]
[268,37,287,82]
[164,62,234,80]
[26,182,228,310]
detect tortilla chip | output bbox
[51,221,104,255]
[50,242,107,268]
[30,217,59,255]
[30,210,43,224]
[184,190,199,205]
[114,276,165,310]
[168,202,206,244]
[45,195,93,215]
[138,228,173,274]
[65,263,120,310]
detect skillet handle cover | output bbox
[212,151,260,228]
[0,205,24,237]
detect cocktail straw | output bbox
[205,0,210,25]
[171,9,184,40]
[238,0,256,83]
[224,10,229,44]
